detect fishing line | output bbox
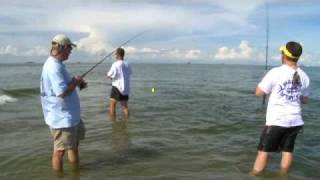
[81,30,151,78]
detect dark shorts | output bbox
[110,86,129,102]
[257,125,303,153]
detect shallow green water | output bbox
[0,63,319,179]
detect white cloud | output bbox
[0,0,319,65]
[0,45,48,57]
[291,52,317,66]
[0,45,18,55]
[124,46,138,54]
[184,49,202,59]
[271,54,281,61]
[2,1,261,53]
[125,47,160,54]
[22,46,48,56]
[124,46,203,60]
[74,27,111,56]
[214,41,254,60]
[140,48,161,54]
[271,51,320,66]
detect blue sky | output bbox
[0,0,319,65]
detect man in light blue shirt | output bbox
[41,56,81,128]
[40,34,87,174]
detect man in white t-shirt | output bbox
[252,41,310,176]
[107,48,132,120]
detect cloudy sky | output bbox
[0,0,319,65]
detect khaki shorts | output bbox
[50,121,85,151]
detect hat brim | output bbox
[70,43,77,47]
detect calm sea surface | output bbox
[0,63,320,180]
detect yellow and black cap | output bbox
[280,41,303,60]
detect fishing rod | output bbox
[81,30,150,78]
[262,1,269,105]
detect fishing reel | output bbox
[79,81,88,90]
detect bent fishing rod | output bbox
[262,2,269,105]
[81,30,150,78]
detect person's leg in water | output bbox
[280,152,294,174]
[68,148,80,180]
[109,98,117,121]
[68,148,79,171]
[121,101,129,120]
[252,151,269,176]
[52,149,65,176]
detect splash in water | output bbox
[0,94,18,105]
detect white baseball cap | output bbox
[52,34,77,47]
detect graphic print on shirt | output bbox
[277,75,301,102]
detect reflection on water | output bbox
[111,120,130,159]
[53,169,80,180]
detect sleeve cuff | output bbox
[54,85,68,97]
[258,83,270,94]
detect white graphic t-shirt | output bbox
[107,60,132,95]
[258,65,310,127]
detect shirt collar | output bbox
[282,64,299,72]
[49,56,65,67]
